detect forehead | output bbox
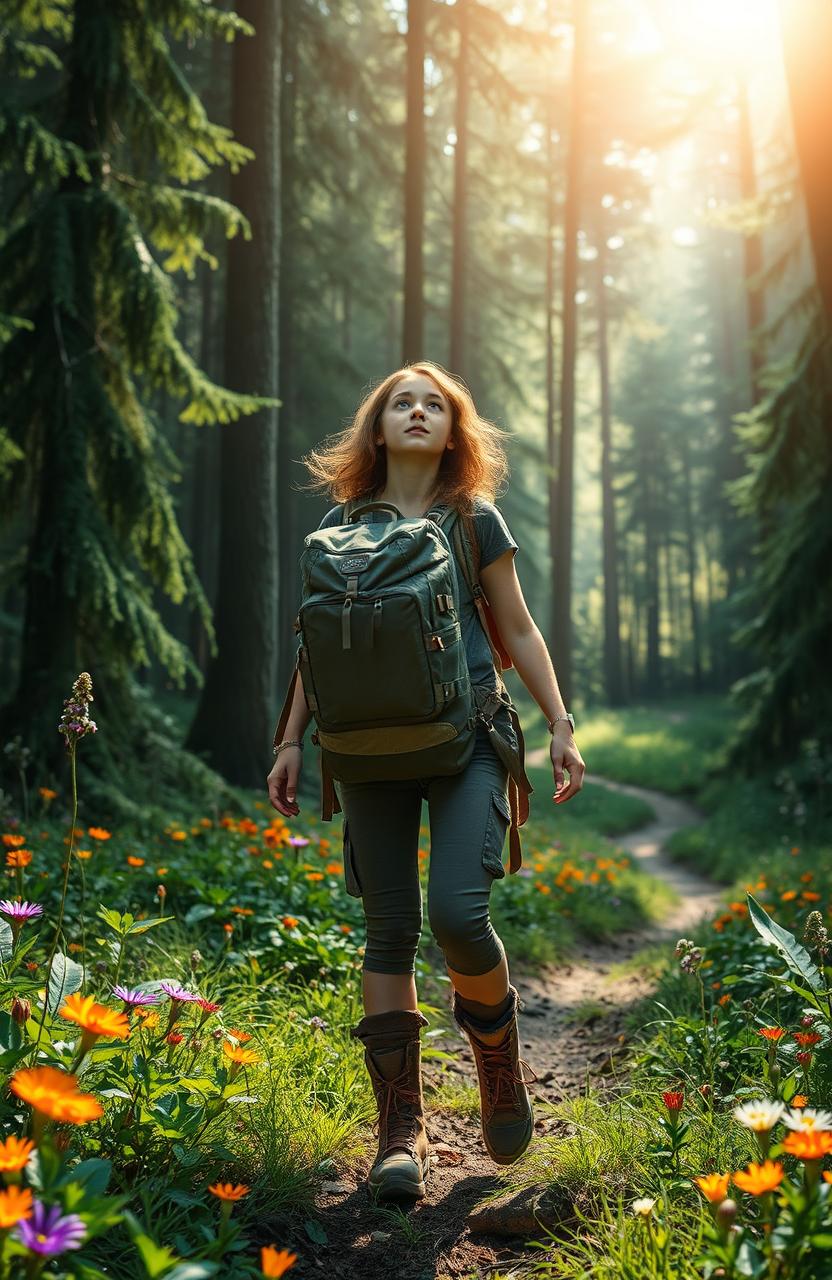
[388,375,445,400]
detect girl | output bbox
[267,361,585,1203]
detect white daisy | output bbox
[631,1197,656,1218]
[782,1106,832,1133]
[733,1100,786,1132]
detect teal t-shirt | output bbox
[314,496,518,689]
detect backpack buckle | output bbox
[429,634,445,651]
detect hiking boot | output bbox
[350,1007,431,1202]
[452,984,538,1164]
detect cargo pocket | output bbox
[482,788,510,880]
[342,819,363,898]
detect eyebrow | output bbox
[391,388,446,401]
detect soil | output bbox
[282,770,726,1279]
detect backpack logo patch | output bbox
[338,555,371,575]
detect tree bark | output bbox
[737,73,765,405]
[595,229,623,705]
[449,0,470,379]
[779,0,832,324]
[551,0,588,707]
[186,0,281,784]
[680,432,703,692]
[402,0,426,362]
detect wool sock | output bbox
[455,987,513,1025]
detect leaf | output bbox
[62,1158,112,1196]
[746,893,823,992]
[46,953,84,1014]
[183,905,215,926]
[165,1266,220,1280]
[126,916,174,935]
[304,1219,328,1245]
[0,920,13,963]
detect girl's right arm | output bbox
[267,672,313,818]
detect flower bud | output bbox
[715,1199,737,1238]
[190,950,203,972]
[11,996,30,1025]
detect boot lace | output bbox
[371,1065,423,1155]
[476,1038,538,1117]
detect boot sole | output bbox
[484,1110,534,1165]
[368,1154,430,1202]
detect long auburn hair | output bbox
[299,362,510,516]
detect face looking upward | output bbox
[375,374,455,460]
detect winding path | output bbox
[310,771,727,1278]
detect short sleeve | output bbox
[472,499,518,571]
[316,504,344,531]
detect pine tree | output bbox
[0,0,266,818]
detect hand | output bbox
[551,728,585,804]
[267,746,303,817]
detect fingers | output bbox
[553,758,586,804]
[266,762,302,818]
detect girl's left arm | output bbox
[479,550,586,804]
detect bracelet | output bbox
[273,739,304,757]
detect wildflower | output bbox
[781,1130,832,1160]
[225,1028,252,1043]
[733,1160,785,1195]
[87,827,111,841]
[0,1136,35,1173]
[75,849,92,859]
[325,862,342,875]
[718,994,731,1006]
[282,916,299,929]
[309,1016,328,1032]
[38,788,57,802]
[1,835,25,848]
[797,1052,813,1068]
[57,674,97,749]
[339,924,352,934]
[793,1095,809,1107]
[288,836,310,848]
[222,1043,260,1067]
[159,981,199,1004]
[208,1183,249,1201]
[11,997,30,1026]
[166,1033,185,1046]
[223,923,234,933]
[305,872,324,882]
[126,855,145,867]
[694,1173,730,1204]
[733,1100,785,1132]
[781,890,798,902]
[59,994,130,1051]
[662,1091,684,1113]
[170,830,187,841]
[802,891,822,902]
[5,850,32,868]
[112,986,160,1008]
[15,1201,85,1255]
[804,911,830,956]
[0,900,43,926]
[0,1185,33,1228]
[757,1027,785,1042]
[196,998,221,1014]
[10,1066,103,1125]
[261,1245,299,1277]
[794,1032,822,1047]
[631,1197,656,1217]
[230,906,253,916]
[783,1106,832,1132]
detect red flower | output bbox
[662,1091,684,1113]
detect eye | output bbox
[394,397,411,408]
[428,401,444,410]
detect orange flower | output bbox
[780,890,798,902]
[262,860,273,869]
[261,1245,299,1277]
[757,1027,785,1042]
[10,1066,103,1124]
[223,923,234,934]
[0,1185,33,1228]
[305,872,324,882]
[718,994,732,1006]
[781,1130,832,1160]
[38,787,57,801]
[339,924,352,934]
[1,835,25,848]
[793,1095,809,1108]
[208,1182,249,1201]
[59,993,130,1043]
[75,849,92,860]
[282,916,299,929]
[222,1043,260,1067]
[325,862,342,875]
[169,830,187,842]
[802,891,821,902]
[126,855,145,867]
[794,1032,822,1047]
[5,850,32,868]
[225,1028,252,1043]
[0,1135,35,1172]
[87,827,111,840]
[800,872,815,883]
[733,1160,785,1194]
[694,1173,730,1204]
[230,906,254,916]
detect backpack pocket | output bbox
[482,788,511,880]
[342,819,363,898]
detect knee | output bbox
[428,893,495,967]
[363,911,422,974]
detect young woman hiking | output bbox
[267,361,585,1204]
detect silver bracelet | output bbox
[274,739,304,757]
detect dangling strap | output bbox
[271,664,342,823]
[471,683,533,875]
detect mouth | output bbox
[406,425,428,434]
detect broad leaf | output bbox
[46,952,85,1014]
[126,916,174,935]
[0,920,13,963]
[746,893,823,992]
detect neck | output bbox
[377,459,442,515]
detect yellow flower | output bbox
[694,1173,730,1204]
[0,1135,35,1172]
[208,1182,249,1201]
[10,1066,103,1125]
[261,1245,298,1277]
[170,830,188,842]
[75,849,92,860]
[59,993,130,1043]
[733,1160,785,1194]
[222,1043,260,1067]
[0,1185,33,1228]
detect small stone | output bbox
[370,1230,392,1242]
[467,1183,575,1237]
[321,1180,351,1195]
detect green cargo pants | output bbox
[338,724,512,977]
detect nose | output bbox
[410,404,425,419]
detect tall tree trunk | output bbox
[277,0,300,701]
[448,0,470,378]
[595,231,623,705]
[402,0,426,362]
[644,490,661,698]
[544,26,559,654]
[737,74,765,405]
[680,433,703,692]
[779,0,832,324]
[186,0,281,784]
[189,265,220,682]
[551,0,588,706]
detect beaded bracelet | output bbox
[273,739,304,757]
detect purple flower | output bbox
[0,900,43,923]
[159,982,198,1003]
[112,986,160,1007]
[289,836,310,848]
[309,1016,328,1031]
[16,1202,86,1256]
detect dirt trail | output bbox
[304,771,726,1279]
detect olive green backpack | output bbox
[273,499,533,870]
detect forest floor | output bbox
[306,768,725,1280]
